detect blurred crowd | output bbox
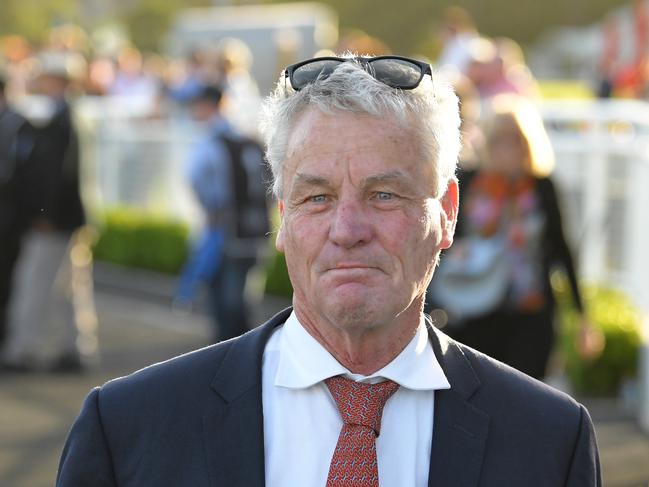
[597,0,649,98]
[0,11,544,128]
[1,24,262,135]
[431,6,541,171]
[428,7,603,380]
[1,10,602,379]
[1,23,269,372]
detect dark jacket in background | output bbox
[30,100,85,233]
[0,105,36,345]
[0,105,35,235]
[427,169,585,379]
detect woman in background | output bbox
[429,95,601,379]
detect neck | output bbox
[293,300,422,376]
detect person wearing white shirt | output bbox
[57,54,601,487]
[262,312,450,486]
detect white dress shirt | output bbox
[262,312,450,486]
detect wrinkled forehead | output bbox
[287,108,408,155]
[282,107,437,194]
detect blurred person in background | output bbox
[177,83,269,342]
[0,35,35,99]
[437,69,483,171]
[104,46,162,117]
[428,95,602,380]
[167,49,207,104]
[86,55,116,96]
[141,52,172,118]
[211,38,262,137]
[493,37,540,99]
[108,46,158,99]
[465,37,537,103]
[596,14,619,98]
[0,65,37,361]
[435,6,479,73]
[168,39,261,131]
[2,52,97,372]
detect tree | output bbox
[0,0,636,56]
[267,0,632,57]
[0,0,79,44]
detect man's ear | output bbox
[275,200,285,252]
[439,178,459,250]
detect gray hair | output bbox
[259,57,461,199]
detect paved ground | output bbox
[1,287,648,487]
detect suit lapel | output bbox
[427,324,490,487]
[203,308,292,487]
[201,310,489,486]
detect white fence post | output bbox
[626,138,649,431]
[541,99,649,430]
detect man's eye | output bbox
[310,194,328,203]
[374,192,393,201]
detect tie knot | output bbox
[325,376,399,436]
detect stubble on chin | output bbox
[326,302,380,332]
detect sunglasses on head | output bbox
[283,55,433,91]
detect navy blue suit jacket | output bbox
[57,308,601,486]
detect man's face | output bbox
[276,108,458,336]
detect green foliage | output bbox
[264,247,293,298]
[268,0,631,56]
[554,275,643,396]
[0,0,79,43]
[0,0,638,57]
[0,0,210,51]
[262,207,293,297]
[92,207,189,275]
[123,0,209,52]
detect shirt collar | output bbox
[274,311,450,391]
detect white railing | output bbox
[75,99,203,232]
[541,100,649,308]
[541,99,649,430]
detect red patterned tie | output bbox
[325,375,400,487]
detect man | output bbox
[58,55,600,486]
[176,83,269,341]
[0,68,35,355]
[3,52,93,372]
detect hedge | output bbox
[92,207,190,275]
[553,274,643,396]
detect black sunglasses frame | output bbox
[283,55,433,91]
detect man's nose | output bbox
[328,198,373,248]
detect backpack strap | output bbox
[215,133,271,256]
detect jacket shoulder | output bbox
[104,340,231,394]
[94,339,235,430]
[454,339,590,456]
[97,309,287,409]
[456,339,600,483]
